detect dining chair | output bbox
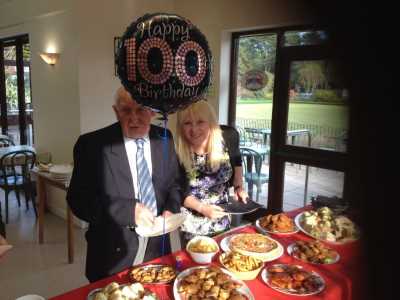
[240,147,269,202]
[235,126,247,146]
[0,136,15,147]
[0,202,4,237]
[246,128,264,147]
[0,136,17,204]
[0,150,36,223]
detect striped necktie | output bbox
[135,138,157,216]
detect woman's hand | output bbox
[162,210,173,218]
[233,167,247,203]
[200,204,228,219]
[233,186,248,203]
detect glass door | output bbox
[0,35,32,145]
[23,43,33,145]
[230,32,277,206]
[268,29,349,212]
[4,44,19,143]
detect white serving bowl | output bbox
[186,236,219,264]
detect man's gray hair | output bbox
[114,86,132,106]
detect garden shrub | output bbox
[312,89,342,102]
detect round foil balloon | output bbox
[117,13,212,114]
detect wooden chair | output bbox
[0,150,36,223]
[240,147,269,202]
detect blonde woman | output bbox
[176,100,247,242]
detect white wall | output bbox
[1,0,313,157]
[76,0,176,135]
[0,0,313,222]
[0,0,80,164]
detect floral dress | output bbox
[180,150,233,240]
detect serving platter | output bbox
[87,283,159,300]
[217,199,261,215]
[261,264,325,296]
[173,266,254,300]
[87,288,103,300]
[287,243,340,265]
[255,218,299,236]
[294,211,359,245]
[129,264,177,284]
[220,234,284,262]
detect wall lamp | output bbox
[39,52,60,65]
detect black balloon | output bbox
[117,13,212,114]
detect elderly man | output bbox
[67,87,183,282]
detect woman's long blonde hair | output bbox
[176,100,225,172]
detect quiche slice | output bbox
[230,233,277,254]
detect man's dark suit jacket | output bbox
[66,123,183,282]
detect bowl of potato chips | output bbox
[186,236,219,264]
[219,251,264,280]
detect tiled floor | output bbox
[244,164,343,211]
[0,193,88,300]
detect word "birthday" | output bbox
[136,82,200,99]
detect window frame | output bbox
[0,34,32,145]
[228,26,349,212]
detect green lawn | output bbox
[237,102,348,129]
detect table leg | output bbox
[304,166,310,206]
[37,176,46,244]
[169,229,182,252]
[246,156,254,199]
[67,207,74,263]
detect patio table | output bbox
[244,128,311,147]
[243,128,311,205]
[48,207,364,300]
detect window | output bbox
[0,34,33,145]
[229,33,277,205]
[229,27,349,211]
[288,59,349,152]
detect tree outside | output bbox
[3,44,31,112]
[235,31,349,151]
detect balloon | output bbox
[117,13,212,115]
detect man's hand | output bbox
[200,204,228,219]
[233,186,248,203]
[162,210,173,218]
[135,203,155,227]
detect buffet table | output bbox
[49,207,364,300]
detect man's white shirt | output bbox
[123,135,153,200]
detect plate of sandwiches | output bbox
[294,207,360,244]
[87,281,158,300]
[173,265,254,300]
[220,233,284,262]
